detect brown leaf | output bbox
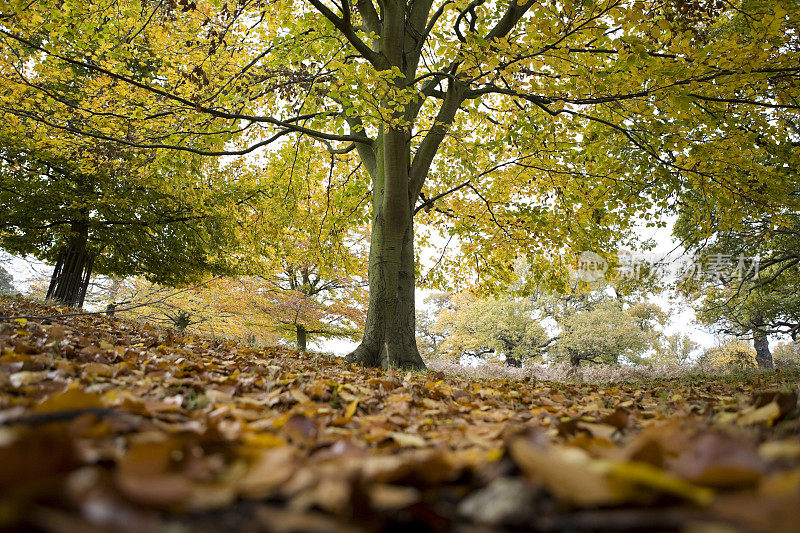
[283,414,317,446]
[601,407,631,430]
[671,433,766,489]
[35,386,103,413]
[237,447,297,498]
[509,437,633,506]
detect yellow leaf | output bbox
[759,440,800,462]
[242,432,286,449]
[611,461,714,506]
[509,439,632,506]
[291,389,312,404]
[390,432,427,448]
[344,399,359,421]
[738,401,781,426]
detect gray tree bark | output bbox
[752,315,773,369]
[296,324,308,352]
[345,126,426,369]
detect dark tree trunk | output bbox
[46,221,93,308]
[752,316,773,369]
[569,351,581,368]
[296,324,307,352]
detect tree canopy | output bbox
[1,0,798,366]
[0,126,234,286]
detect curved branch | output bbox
[485,0,536,41]
[1,107,293,156]
[454,0,485,43]
[0,28,371,145]
[306,0,386,68]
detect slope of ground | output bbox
[1,297,799,532]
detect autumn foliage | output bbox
[1,297,799,531]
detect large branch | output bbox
[345,116,378,178]
[355,0,381,35]
[1,106,296,156]
[306,0,386,68]
[409,79,467,203]
[405,0,435,75]
[416,1,451,54]
[485,0,536,41]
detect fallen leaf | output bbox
[390,432,427,448]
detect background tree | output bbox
[218,272,366,351]
[220,141,371,351]
[649,333,699,367]
[675,212,800,369]
[107,141,371,349]
[697,339,758,372]
[110,272,367,350]
[415,292,452,359]
[552,300,665,366]
[1,0,798,367]
[0,115,238,308]
[435,292,548,365]
[773,341,800,368]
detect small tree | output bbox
[214,271,368,352]
[650,333,699,367]
[773,342,800,369]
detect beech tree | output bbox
[0,126,235,308]
[213,271,367,351]
[111,271,367,349]
[1,0,798,367]
[553,301,665,366]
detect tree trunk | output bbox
[569,351,581,368]
[752,316,773,369]
[296,324,307,352]
[346,128,426,370]
[46,221,93,308]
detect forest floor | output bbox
[1,297,799,532]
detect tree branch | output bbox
[485,0,536,41]
[0,28,370,146]
[306,0,386,68]
[409,79,467,203]
[355,0,381,34]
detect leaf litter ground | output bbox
[1,297,799,532]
